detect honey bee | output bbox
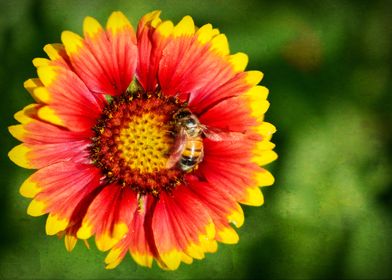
[166,108,245,172]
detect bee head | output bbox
[174,109,200,131]
[174,108,191,120]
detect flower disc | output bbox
[90,91,184,194]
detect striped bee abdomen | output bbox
[179,137,203,171]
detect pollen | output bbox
[90,91,183,195]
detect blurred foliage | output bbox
[0,0,391,279]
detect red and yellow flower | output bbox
[8,11,277,270]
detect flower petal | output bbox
[136,11,173,92]
[77,184,137,251]
[43,43,71,68]
[105,194,155,269]
[62,12,137,96]
[9,110,92,169]
[239,186,264,206]
[22,141,91,169]
[36,65,105,131]
[158,33,233,100]
[9,119,92,145]
[13,104,40,124]
[188,177,244,227]
[151,185,215,270]
[128,195,156,267]
[199,95,257,132]
[200,140,262,202]
[23,162,101,235]
[157,16,254,107]
[64,233,78,252]
[188,177,243,244]
[105,11,138,94]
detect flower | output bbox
[8,11,277,270]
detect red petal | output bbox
[77,184,137,251]
[158,38,232,100]
[200,140,260,201]
[199,95,257,132]
[10,120,92,144]
[36,65,106,131]
[105,194,155,269]
[151,185,215,270]
[106,12,138,95]
[9,118,92,169]
[62,14,137,96]
[187,176,243,243]
[188,72,251,115]
[136,12,172,92]
[129,195,157,267]
[23,162,101,236]
[26,141,91,169]
[43,43,72,69]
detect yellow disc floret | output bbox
[118,112,173,173]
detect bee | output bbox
[166,108,245,172]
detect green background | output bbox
[1,0,391,279]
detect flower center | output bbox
[90,91,184,195]
[118,112,170,173]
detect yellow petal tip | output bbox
[14,104,38,124]
[65,234,78,252]
[107,11,133,33]
[130,251,153,268]
[156,20,174,38]
[32,87,51,103]
[77,224,93,240]
[83,16,103,38]
[24,78,43,95]
[253,150,278,166]
[158,250,182,270]
[196,24,215,44]
[37,66,57,86]
[255,170,275,187]
[240,187,264,206]
[19,177,41,198]
[46,214,68,235]
[229,52,248,72]
[96,223,128,252]
[27,199,46,216]
[38,106,64,126]
[211,34,230,55]
[43,43,64,61]
[32,58,50,68]
[173,15,195,37]
[61,31,83,54]
[218,227,239,244]
[228,205,244,228]
[105,247,126,269]
[8,144,33,169]
[246,71,264,85]
[8,125,25,142]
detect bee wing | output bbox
[201,125,246,142]
[166,128,187,169]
